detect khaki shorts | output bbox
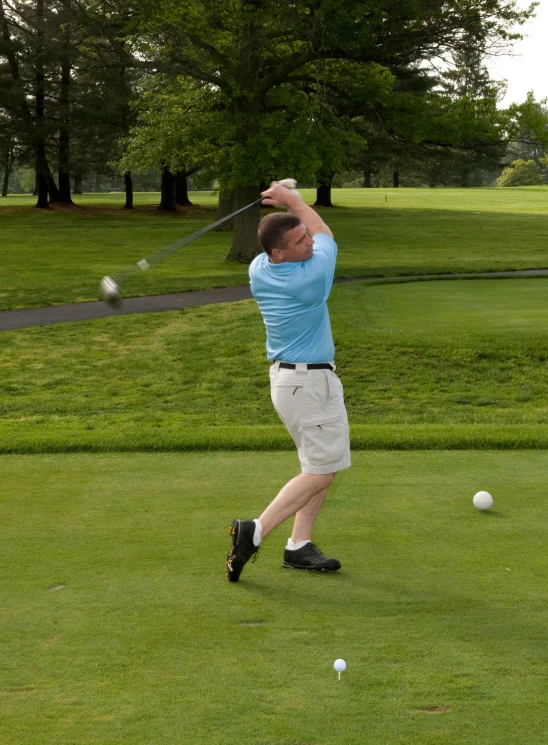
[270,362,351,475]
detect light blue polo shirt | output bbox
[249,233,337,363]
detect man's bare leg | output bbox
[258,472,334,540]
[291,480,333,543]
[227,473,337,581]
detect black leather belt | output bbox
[278,362,333,371]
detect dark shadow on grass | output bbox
[476,510,504,518]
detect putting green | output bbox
[1,451,546,744]
[344,276,548,330]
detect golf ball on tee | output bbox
[473,491,493,510]
[334,659,347,673]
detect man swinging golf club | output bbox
[226,181,351,582]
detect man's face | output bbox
[272,223,314,263]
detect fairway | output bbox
[4,277,548,450]
[3,0,548,739]
[1,451,547,745]
[1,188,548,310]
[2,187,548,743]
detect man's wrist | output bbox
[282,191,304,212]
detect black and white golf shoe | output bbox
[226,520,260,582]
[282,542,341,572]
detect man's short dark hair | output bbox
[257,212,302,255]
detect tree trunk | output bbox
[46,170,60,202]
[35,69,52,203]
[461,163,469,187]
[73,172,83,194]
[35,152,49,208]
[174,171,193,205]
[363,170,372,188]
[393,170,399,188]
[2,138,12,196]
[57,127,72,201]
[57,55,73,203]
[158,166,176,211]
[34,0,49,208]
[226,184,261,262]
[225,20,262,262]
[215,188,234,231]
[124,170,133,209]
[2,166,9,196]
[314,179,333,207]
[94,173,101,192]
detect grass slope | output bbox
[1,187,547,310]
[1,450,547,745]
[3,278,548,451]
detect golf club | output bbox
[99,196,263,307]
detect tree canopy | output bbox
[1,0,545,260]
[496,158,544,186]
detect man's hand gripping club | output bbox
[261,180,333,239]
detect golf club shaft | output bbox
[113,197,263,286]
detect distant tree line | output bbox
[2,0,548,261]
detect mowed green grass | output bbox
[1,450,547,745]
[3,277,548,450]
[1,187,548,310]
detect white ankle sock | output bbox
[285,538,311,551]
[253,519,262,547]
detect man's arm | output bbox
[260,182,334,239]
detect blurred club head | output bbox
[99,275,121,308]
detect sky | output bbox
[485,0,548,106]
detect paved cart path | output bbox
[2,269,548,332]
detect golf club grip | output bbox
[115,197,263,284]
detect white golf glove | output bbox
[273,178,302,199]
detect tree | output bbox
[347,49,511,189]
[0,0,69,206]
[503,94,548,167]
[128,0,534,261]
[0,134,14,196]
[0,109,17,195]
[434,45,507,186]
[496,159,543,186]
[0,0,143,207]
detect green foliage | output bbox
[122,68,374,189]
[1,0,540,199]
[120,0,535,194]
[370,53,507,186]
[0,0,142,198]
[3,167,34,194]
[496,159,543,186]
[505,92,548,146]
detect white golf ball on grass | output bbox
[334,659,347,680]
[473,490,493,511]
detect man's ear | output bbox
[270,247,284,262]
